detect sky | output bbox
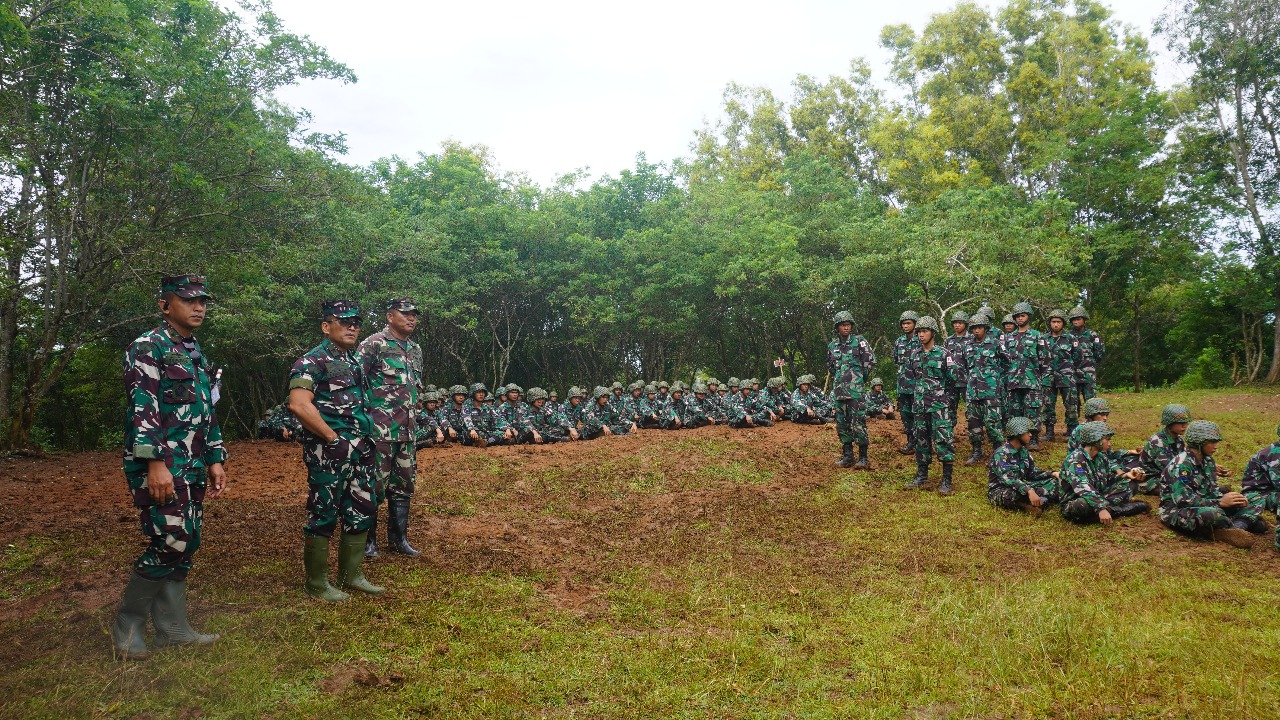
[261,0,1182,186]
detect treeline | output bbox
[2,0,1277,452]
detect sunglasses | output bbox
[330,316,362,328]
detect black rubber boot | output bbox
[964,442,984,465]
[387,497,421,556]
[1028,431,1041,451]
[111,574,163,661]
[1043,424,1055,443]
[1111,500,1151,518]
[304,535,349,602]
[897,442,915,456]
[365,509,380,559]
[852,444,871,470]
[834,442,855,468]
[339,532,386,595]
[151,579,219,648]
[1246,516,1271,534]
[938,463,954,496]
[906,459,928,489]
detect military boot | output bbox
[897,441,915,456]
[1213,526,1256,549]
[964,441,984,465]
[365,510,380,559]
[387,497,421,556]
[906,459,928,489]
[1042,424,1055,443]
[834,442,855,468]
[1027,431,1041,451]
[151,579,219,648]
[111,574,164,661]
[338,532,386,595]
[852,444,871,470]
[303,535,349,602]
[1111,501,1151,518]
[938,463,954,496]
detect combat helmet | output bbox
[870,377,883,387]
[1005,417,1034,438]
[1082,397,1112,417]
[469,382,488,396]
[1068,305,1089,321]
[1184,420,1222,447]
[494,384,508,398]
[593,386,611,399]
[657,381,670,390]
[610,381,623,391]
[978,304,995,318]
[628,380,644,392]
[950,310,969,324]
[797,374,816,385]
[915,316,940,333]
[706,377,721,387]
[1047,308,1067,322]
[548,389,559,399]
[727,377,741,388]
[1077,421,1115,446]
[526,387,548,401]
[1001,314,1016,326]
[1160,404,1192,426]
[899,310,920,323]
[767,377,786,389]
[968,314,990,328]
[424,384,438,393]
[449,384,467,396]
[1011,301,1034,316]
[423,391,442,403]
[643,384,657,394]
[506,384,524,396]
[833,310,855,326]
[568,386,586,399]
[692,382,709,394]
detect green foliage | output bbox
[1177,347,1232,390]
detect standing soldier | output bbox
[943,311,971,431]
[112,274,227,660]
[356,298,423,558]
[1042,309,1081,443]
[288,300,384,603]
[894,311,922,455]
[1068,305,1105,404]
[828,310,876,469]
[962,314,1007,464]
[1004,302,1049,450]
[906,317,957,494]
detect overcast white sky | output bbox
[262,0,1181,186]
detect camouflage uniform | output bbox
[527,388,574,442]
[762,379,795,421]
[911,337,956,463]
[1241,426,1280,514]
[659,390,687,429]
[414,395,446,450]
[1160,450,1262,535]
[462,387,511,446]
[441,386,470,441]
[1068,306,1105,403]
[1066,399,1139,471]
[942,312,971,429]
[828,313,876,461]
[962,319,1007,458]
[894,312,922,451]
[865,381,894,420]
[987,439,1059,511]
[356,320,423,503]
[685,387,716,428]
[562,389,589,429]
[1058,423,1148,523]
[791,375,833,423]
[727,390,774,428]
[1136,406,1190,495]
[582,389,634,438]
[1042,311,1082,438]
[499,387,537,444]
[1002,304,1049,442]
[258,401,302,442]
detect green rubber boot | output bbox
[111,574,164,660]
[304,535,350,602]
[338,532,385,595]
[152,579,219,648]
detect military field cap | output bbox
[321,300,360,319]
[386,297,419,314]
[161,274,211,299]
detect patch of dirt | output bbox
[318,659,405,694]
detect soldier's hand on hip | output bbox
[207,462,227,498]
[147,460,175,505]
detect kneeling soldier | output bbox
[1059,421,1149,525]
[987,417,1060,515]
[1159,420,1266,548]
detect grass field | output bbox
[2,387,1280,719]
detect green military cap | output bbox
[1005,416,1034,438]
[950,310,969,323]
[160,274,211,299]
[1082,397,1111,417]
[1012,301,1034,316]
[527,387,548,401]
[915,316,940,333]
[870,377,883,386]
[899,311,919,323]
[1184,420,1222,446]
[833,310,854,325]
[386,297,418,314]
[321,299,360,320]
[1160,404,1192,426]
[1068,305,1089,320]
[1077,421,1115,445]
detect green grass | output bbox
[3,387,1280,718]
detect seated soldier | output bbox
[414,391,446,450]
[727,384,775,428]
[987,417,1060,515]
[1059,421,1149,524]
[561,386,587,429]
[527,387,577,443]
[462,383,513,447]
[866,378,895,420]
[661,386,689,429]
[257,401,302,441]
[1242,422,1280,516]
[621,381,646,427]
[1135,404,1191,494]
[1159,420,1266,548]
[702,380,729,425]
[762,377,794,421]
[1065,397,1141,471]
[581,386,637,439]
[790,374,832,424]
[635,385,663,428]
[547,389,559,405]
[441,385,469,443]
[501,385,542,444]
[685,383,717,428]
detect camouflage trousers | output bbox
[1005,387,1042,427]
[1042,385,1079,430]
[374,441,416,502]
[1076,376,1098,406]
[303,435,376,539]
[582,424,631,439]
[897,395,915,444]
[464,430,508,446]
[965,397,1004,445]
[1159,503,1262,535]
[913,408,955,464]
[834,398,868,446]
[729,414,773,429]
[531,427,572,443]
[946,387,965,428]
[130,473,205,581]
[988,479,1060,511]
[1245,490,1280,514]
[1061,492,1134,524]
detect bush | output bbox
[1176,347,1232,389]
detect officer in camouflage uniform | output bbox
[962,314,1006,465]
[1041,309,1081,442]
[1068,305,1105,404]
[258,401,302,441]
[441,385,468,443]
[527,387,578,442]
[943,311,971,430]
[463,383,512,446]
[1004,302,1049,450]
[1241,423,1280,515]
[906,317,958,493]
[828,310,876,469]
[356,298,424,558]
[1160,420,1266,547]
[582,386,637,438]
[113,275,227,660]
[791,374,833,423]
[865,379,895,420]
[414,391,446,450]
[894,311,922,455]
[1135,404,1191,494]
[1066,398,1141,471]
[288,300,384,603]
[1059,421,1149,524]
[987,417,1060,514]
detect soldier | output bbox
[894,311,922,455]
[661,385,690,429]
[725,378,741,398]
[414,391,446,450]
[978,305,1000,342]
[258,401,302,442]
[1041,309,1081,443]
[1068,305,1105,404]
[548,389,559,405]
[1059,421,1149,524]
[1004,302,1049,450]
[686,383,718,428]
[1000,314,1017,336]
[762,377,795,421]
[987,417,1060,515]
[562,386,588,428]
[1159,420,1267,548]
[1066,398,1141,471]
[356,298,424,558]
[500,385,541,444]
[620,381,645,425]
[704,379,730,424]
[610,381,626,409]
[962,314,1006,465]
[791,374,833,424]
[727,384,775,428]
[1135,404,1191,494]
[655,381,672,409]
[463,383,513,447]
[288,300,383,604]
[635,384,663,428]
[582,386,637,438]
[906,317,958,494]
[828,310,876,469]
[112,274,228,660]
[1241,423,1280,516]
[527,387,578,442]
[864,379,894,420]
[943,311,971,430]
[441,385,468,443]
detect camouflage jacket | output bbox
[582,400,631,434]
[942,334,971,388]
[828,334,875,400]
[442,402,468,435]
[761,388,795,415]
[1044,332,1082,388]
[123,322,228,489]
[792,387,832,414]
[529,401,573,433]
[462,398,509,435]
[288,338,372,441]
[500,400,534,433]
[1160,450,1225,516]
[963,336,1008,401]
[894,334,921,393]
[685,396,715,423]
[1241,442,1280,497]
[911,345,956,414]
[1001,329,1049,390]
[988,442,1054,495]
[356,330,423,442]
[622,394,648,423]
[865,389,893,414]
[1138,429,1184,483]
[1059,447,1124,511]
[726,392,770,423]
[258,402,302,440]
[561,400,588,427]
[1069,328,1105,382]
[702,393,729,422]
